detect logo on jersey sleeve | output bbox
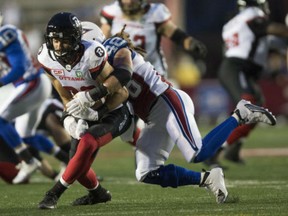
[95,47,105,57]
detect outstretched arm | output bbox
[158,20,207,59]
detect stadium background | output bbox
[1,0,287,124]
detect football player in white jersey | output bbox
[37,12,133,209]
[207,0,288,166]
[0,12,55,184]
[76,22,277,204]
[100,0,207,78]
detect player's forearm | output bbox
[104,87,129,111]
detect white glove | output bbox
[75,91,95,107]
[75,119,89,139]
[63,116,89,139]
[70,106,99,121]
[63,116,78,139]
[67,91,95,111]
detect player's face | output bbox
[52,38,72,56]
[119,0,142,15]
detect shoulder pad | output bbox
[147,3,171,24]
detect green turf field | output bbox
[1,125,288,216]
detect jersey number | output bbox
[133,35,145,50]
[126,79,142,98]
[105,37,127,56]
[0,29,17,48]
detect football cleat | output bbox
[200,167,228,204]
[38,191,59,209]
[12,158,41,184]
[233,99,276,125]
[72,185,111,206]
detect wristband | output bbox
[88,84,109,101]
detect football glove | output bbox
[69,106,99,121]
[63,116,78,139]
[70,91,95,109]
[75,119,89,139]
[63,116,89,139]
[189,39,207,59]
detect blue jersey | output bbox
[0,24,42,86]
[103,36,136,65]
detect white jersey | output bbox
[222,7,269,67]
[103,36,170,120]
[100,2,171,77]
[37,40,107,94]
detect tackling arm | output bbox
[82,53,132,103]
[104,86,129,111]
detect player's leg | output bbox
[38,98,71,154]
[135,120,228,203]
[71,168,111,206]
[217,59,265,164]
[0,138,21,184]
[39,105,131,209]
[0,84,38,165]
[15,82,69,165]
[38,134,99,209]
[157,87,232,163]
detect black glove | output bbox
[189,39,207,59]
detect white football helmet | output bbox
[81,21,105,43]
